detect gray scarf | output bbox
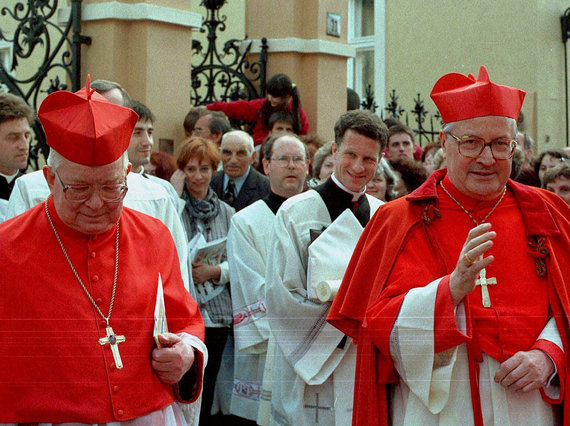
[182,185,220,239]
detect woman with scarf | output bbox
[176,137,235,424]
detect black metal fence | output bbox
[361,85,443,146]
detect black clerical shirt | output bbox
[0,171,23,201]
[313,177,371,228]
[262,191,288,215]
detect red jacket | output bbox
[328,169,570,425]
[207,97,309,145]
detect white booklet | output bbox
[187,233,227,305]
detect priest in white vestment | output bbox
[227,134,310,423]
[264,110,388,425]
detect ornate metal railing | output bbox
[360,84,378,113]
[0,0,90,169]
[191,0,268,129]
[361,87,443,146]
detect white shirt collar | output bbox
[331,173,366,202]
[0,171,19,184]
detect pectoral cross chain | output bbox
[475,268,497,308]
[98,326,126,369]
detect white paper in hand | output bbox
[153,273,168,348]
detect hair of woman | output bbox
[261,74,302,135]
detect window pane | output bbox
[354,49,374,99]
[354,0,374,38]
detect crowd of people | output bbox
[0,66,569,426]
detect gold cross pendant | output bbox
[98,326,126,369]
[475,268,497,308]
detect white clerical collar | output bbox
[331,173,366,202]
[136,166,145,175]
[0,171,19,184]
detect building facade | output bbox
[2,0,569,156]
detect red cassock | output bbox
[207,97,309,145]
[0,197,205,423]
[328,168,570,426]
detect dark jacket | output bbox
[210,167,271,212]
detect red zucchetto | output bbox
[430,66,525,123]
[38,75,138,166]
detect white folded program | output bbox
[187,234,227,305]
[315,279,342,302]
[307,209,363,302]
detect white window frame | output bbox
[347,0,385,112]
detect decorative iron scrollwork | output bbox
[191,0,268,129]
[374,89,443,145]
[384,89,405,120]
[410,93,442,144]
[0,0,90,170]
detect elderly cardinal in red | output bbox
[329,66,570,425]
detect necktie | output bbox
[224,179,236,205]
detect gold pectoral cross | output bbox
[98,326,126,369]
[475,268,497,308]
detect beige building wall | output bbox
[384,0,568,151]
[4,1,570,155]
[80,0,201,152]
[246,0,352,141]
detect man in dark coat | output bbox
[210,130,270,211]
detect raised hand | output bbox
[449,222,496,306]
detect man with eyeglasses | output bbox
[0,78,207,424]
[191,111,231,146]
[209,130,270,212]
[264,110,387,425]
[226,134,309,423]
[329,66,570,425]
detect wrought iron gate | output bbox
[0,0,90,169]
[191,0,268,129]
